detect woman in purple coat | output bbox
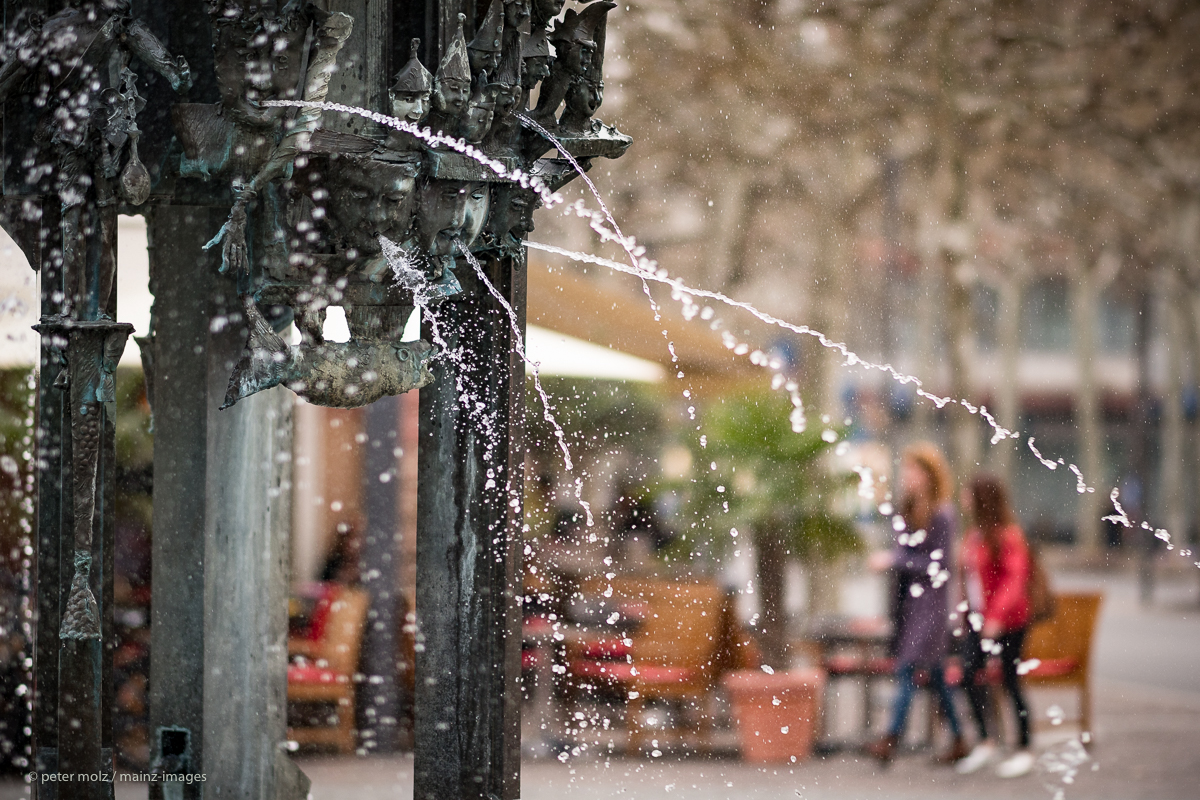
[865,443,966,764]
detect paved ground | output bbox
[296,570,1200,800]
[288,675,1200,800]
[2,569,1197,799]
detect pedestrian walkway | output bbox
[286,675,1200,800]
[1,570,1195,799]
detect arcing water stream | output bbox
[456,245,593,525]
[265,97,1200,567]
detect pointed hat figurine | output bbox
[438,13,471,84]
[549,6,586,44]
[522,27,551,59]
[469,0,506,54]
[573,1,615,46]
[393,38,433,93]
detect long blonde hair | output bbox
[902,442,954,506]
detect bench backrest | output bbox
[317,586,370,676]
[1024,591,1103,671]
[638,582,724,668]
[601,577,724,668]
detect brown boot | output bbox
[935,736,969,765]
[864,734,898,764]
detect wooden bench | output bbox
[1021,591,1103,732]
[567,577,726,753]
[287,585,369,753]
[943,590,1104,737]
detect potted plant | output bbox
[660,390,860,761]
[664,389,862,666]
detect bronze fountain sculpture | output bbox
[185,0,630,412]
[0,1,630,796]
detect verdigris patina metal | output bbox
[34,320,134,641]
[222,295,433,409]
[2,1,632,796]
[467,0,506,78]
[387,40,434,151]
[189,0,630,411]
[0,0,191,316]
[0,2,189,795]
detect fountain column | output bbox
[416,250,525,800]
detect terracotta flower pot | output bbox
[721,667,825,763]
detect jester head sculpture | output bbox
[319,153,422,261]
[467,0,505,77]
[390,38,434,126]
[484,183,538,255]
[411,177,490,259]
[429,13,471,132]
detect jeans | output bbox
[961,626,1030,748]
[887,661,962,740]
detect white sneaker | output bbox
[995,750,1035,778]
[955,741,997,774]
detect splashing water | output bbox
[0,369,36,772]
[378,234,440,309]
[376,234,456,369]
[517,113,663,319]
[375,236,508,476]
[1102,487,1132,528]
[456,244,593,527]
[263,98,1199,568]
[1037,735,1094,799]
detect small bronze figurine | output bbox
[532,0,567,31]
[484,33,525,155]
[559,1,614,133]
[468,0,506,77]
[386,39,434,151]
[200,4,353,280]
[504,0,532,32]
[427,14,472,135]
[462,80,499,144]
[531,4,606,128]
[521,27,553,96]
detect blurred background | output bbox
[2,0,1200,797]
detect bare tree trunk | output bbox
[992,266,1028,482]
[1173,196,1200,603]
[912,234,941,438]
[807,213,851,417]
[1162,268,1187,548]
[946,259,979,476]
[933,8,978,477]
[1070,254,1113,558]
[754,526,789,668]
[708,169,750,291]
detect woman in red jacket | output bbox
[955,475,1035,778]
